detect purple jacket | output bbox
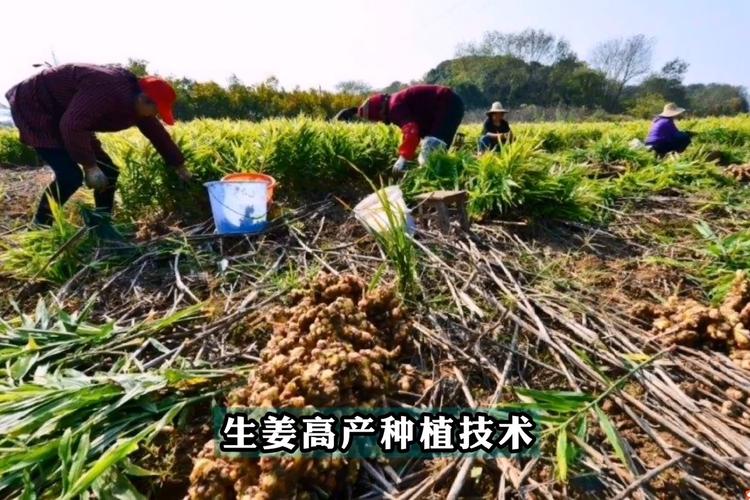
[645,117,679,144]
[5,63,184,167]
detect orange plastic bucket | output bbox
[222,173,277,202]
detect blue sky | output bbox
[1,0,748,106]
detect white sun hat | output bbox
[486,101,508,115]
[660,103,686,118]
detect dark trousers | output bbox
[34,147,119,225]
[648,132,692,157]
[429,93,465,147]
[478,134,500,153]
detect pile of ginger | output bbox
[633,271,750,369]
[187,274,424,500]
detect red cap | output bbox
[138,76,176,125]
[358,94,387,122]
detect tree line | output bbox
[127,60,363,121]
[434,29,748,118]
[124,29,747,121]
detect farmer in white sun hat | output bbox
[478,101,513,153]
[645,103,692,157]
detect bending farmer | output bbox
[478,101,513,153]
[5,63,191,225]
[645,103,691,157]
[332,107,359,122]
[358,85,464,174]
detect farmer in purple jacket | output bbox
[6,63,191,225]
[645,103,692,157]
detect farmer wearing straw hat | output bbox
[478,101,513,153]
[5,63,191,226]
[645,103,692,157]
[358,85,465,174]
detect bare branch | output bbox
[590,34,655,97]
[456,28,574,64]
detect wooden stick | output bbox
[610,451,690,500]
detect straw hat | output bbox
[660,103,686,118]
[486,101,508,115]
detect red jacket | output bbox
[6,64,184,167]
[388,85,457,160]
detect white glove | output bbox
[83,166,109,191]
[392,156,408,174]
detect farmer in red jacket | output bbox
[358,85,464,174]
[5,63,191,225]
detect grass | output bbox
[692,222,750,302]
[0,298,221,498]
[1,117,748,305]
[271,262,322,294]
[0,201,136,284]
[370,196,420,301]
[643,221,750,303]
[0,128,38,166]
[104,118,401,219]
[405,139,604,222]
[510,387,627,482]
[0,367,222,499]
[2,115,748,226]
[0,200,95,283]
[510,352,662,482]
[565,136,653,168]
[351,162,421,300]
[608,156,735,200]
[0,297,204,378]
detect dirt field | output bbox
[2,135,750,499]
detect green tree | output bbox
[548,59,608,107]
[661,58,689,81]
[626,58,690,113]
[126,58,149,77]
[628,93,665,119]
[335,80,372,94]
[382,81,409,94]
[687,84,749,116]
[457,28,574,65]
[425,54,609,110]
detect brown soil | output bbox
[134,408,216,498]
[0,165,51,226]
[567,255,689,305]
[0,164,96,229]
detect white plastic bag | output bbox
[418,136,448,166]
[353,186,415,235]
